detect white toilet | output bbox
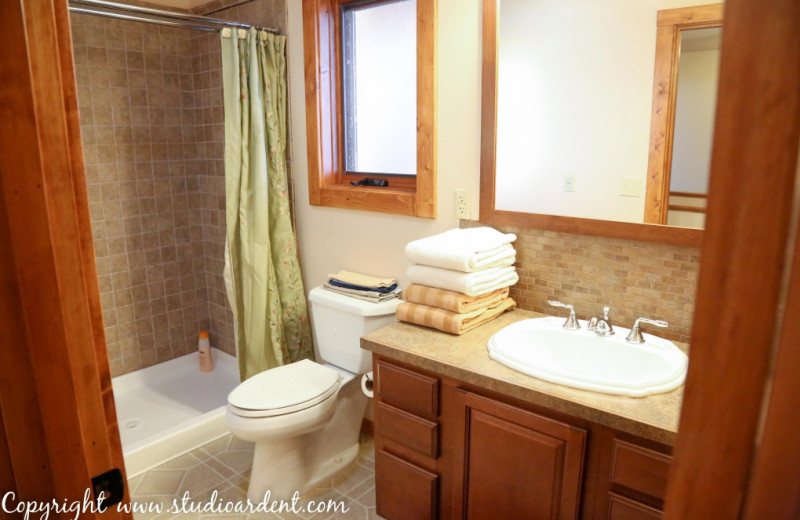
[226,285,400,502]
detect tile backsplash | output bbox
[478,224,699,344]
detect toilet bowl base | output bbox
[245,440,360,503]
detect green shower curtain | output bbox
[221,28,313,381]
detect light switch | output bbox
[563,174,576,192]
[620,177,642,197]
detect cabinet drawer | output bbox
[610,439,672,502]
[607,494,663,520]
[376,360,439,418]
[376,450,438,520]
[376,402,439,458]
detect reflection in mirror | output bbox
[487,0,722,238]
[665,27,721,228]
[644,4,724,228]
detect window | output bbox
[303,0,437,217]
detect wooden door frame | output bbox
[663,0,800,518]
[0,0,129,516]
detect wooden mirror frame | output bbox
[643,4,724,224]
[478,0,707,247]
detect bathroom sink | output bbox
[487,317,688,397]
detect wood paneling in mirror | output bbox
[644,4,723,224]
[479,0,703,247]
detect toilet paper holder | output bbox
[361,371,374,398]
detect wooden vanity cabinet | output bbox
[452,390,587,520]
[591,432,673,520]
[371,356,673,520]
[374,359,443,520]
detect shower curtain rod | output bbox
[68,0,279,34]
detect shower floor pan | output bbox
[112,350,240,477]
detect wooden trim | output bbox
[0,165,54,505]
[480,209,703,247]
[667,205,706,214]
[644,4,723,224]
[55,0,129,501]
[479,0,704,247]
[669,191,707,199]
[414,0,437,218]
[318,185,417,215]
[303,0,337,206]
[303,0,436,218]
[663,0,800,517]
[644,24,680,224]
[479,0,499,233]
[742,181,800,518]
[0,0,128,515]
[657,3,725,27]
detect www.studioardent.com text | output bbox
[2,489,349,519]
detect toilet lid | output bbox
[227,359,342,414]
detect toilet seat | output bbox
[227,359,342,418]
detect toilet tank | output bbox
[308,285,401,373]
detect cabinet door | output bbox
[376,450,438,520]
[453,391,587,520]
[607,494,662,520]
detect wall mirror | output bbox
[479,1,724,246]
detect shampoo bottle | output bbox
[198,331,214,372]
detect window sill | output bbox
[313,184,423,217]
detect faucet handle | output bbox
[547,300,580,330]
[602,306,611,319]
[626,317,669,344]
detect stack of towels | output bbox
[324,270,401,303]
[397,227,518,335]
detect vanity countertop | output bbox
[361,309,685,446]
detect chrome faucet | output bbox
[547,300,580,330]
[626,317,669,344]
[589,306,614,336]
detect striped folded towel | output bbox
[406,264,518,297]
[403,284,509,314]
[396,297,516,335]
[405,227,517,272]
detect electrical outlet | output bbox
[620,177,642,197]
[563,174,576,192]
[455,189,470,219]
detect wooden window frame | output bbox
[303,0,437,217]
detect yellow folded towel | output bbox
[403,284,509,314]
[328,270,396,288]
[396,298,516,335]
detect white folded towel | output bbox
[406,265,519,297]
[405,227,517,272]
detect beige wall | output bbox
[286,0,483,291]
[286,0,699,343]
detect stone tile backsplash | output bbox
[474,224,700,344]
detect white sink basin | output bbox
[487,317,688,397]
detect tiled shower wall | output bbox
[472,224,700,344]
[71,0,286,376]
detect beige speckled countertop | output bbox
[361,309,685,446]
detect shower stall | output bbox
[68,0,286,476]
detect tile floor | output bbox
[127,434,382,519]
